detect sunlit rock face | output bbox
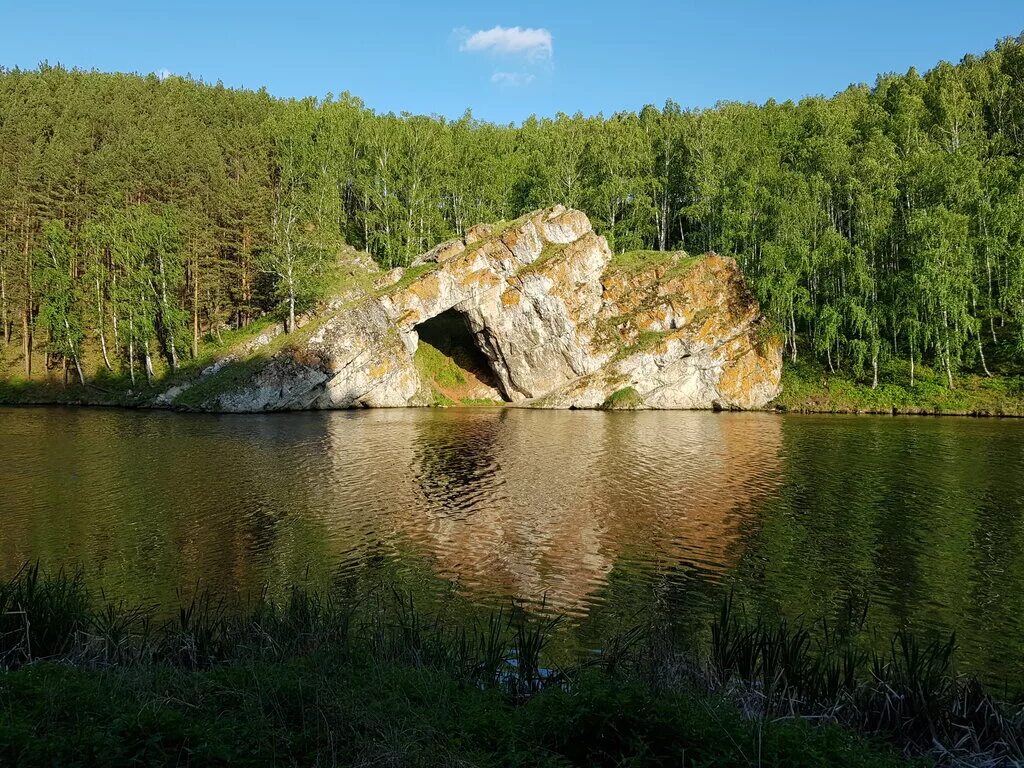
[538,252,783,410]
[172,206,782,412]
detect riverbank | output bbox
[0,376,147,408]
[5,375,1024,419]
[1,566,1021,766]
[4,335,1024,417]
[770,360,1024,417]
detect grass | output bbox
[413,336,507,408]
[704,594,1007,751]
[375,262,439,297]
[515,241,570,277]
[460,397,505,406]
[593,252,704,357]
[186,314,281,371]
[603,328,673,363]
[0,373,136,407]
[773,358,1024,417]
[2,659,918,767]
[169,355,271,409]
[414,340,463,406]
[609,249,673,272]
[0,329,164,406]
[460,215,523,257]
[169,251,382,407]
[0,247,384,410]
[600,386,643,410]
[0,564,942,767]
[415,339,467,389]
[0,298,348,411]
[606,249,702,279]
[170,315,333,410]
[318,246,382,297]
[0,252,491,412]
[0,309,291,410]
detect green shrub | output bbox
[601,387,643,409]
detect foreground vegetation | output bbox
[5,656,916,767]
[3,35,1024,399]
[2,565,1024,765]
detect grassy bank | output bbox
[0,316,283,409]
[0,372,153,407]
[2,566,1023,766]
[772,359,1024,417]
[5,655,916,767]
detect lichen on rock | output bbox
[166,206,782,412]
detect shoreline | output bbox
[2,393,1024,418]
[1,565,1018,766]
[770,404,1024,419]
[3,360,1023,418]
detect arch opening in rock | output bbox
[413,308,509,404]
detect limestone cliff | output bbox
[163,207,782,412]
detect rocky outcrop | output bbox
[167,207,782,412]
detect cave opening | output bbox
[413,309,509,404]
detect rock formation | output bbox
[164,207,782,412]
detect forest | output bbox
[1,35,1024,390]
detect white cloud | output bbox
[490,72,535,87]
[459,26,553,59]
[157,68,173,81]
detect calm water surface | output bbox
[2,407,1023,684]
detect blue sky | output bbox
[1,0,1021,123]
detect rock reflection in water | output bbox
[317,409,784,616]
[0,408,783,617]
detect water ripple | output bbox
[2,407,1023,682]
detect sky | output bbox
[0,0,1021,124]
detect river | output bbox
[1,406,1022,685]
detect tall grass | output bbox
[707,591,1024,762]
[2,564,1023,763]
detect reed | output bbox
[2,564,1023,765]
[707,591,1024,763]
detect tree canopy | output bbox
[2,37,1024,387]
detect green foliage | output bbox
[773,358,1024,415]
[600,386,644,409]
[4,38,1024,393]
[113,204,189,372]
[415,340,466,389]
[33,222,85,381]
[375,262,438,297]
[259,100,346,331]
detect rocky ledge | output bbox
[163,207,782,412]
